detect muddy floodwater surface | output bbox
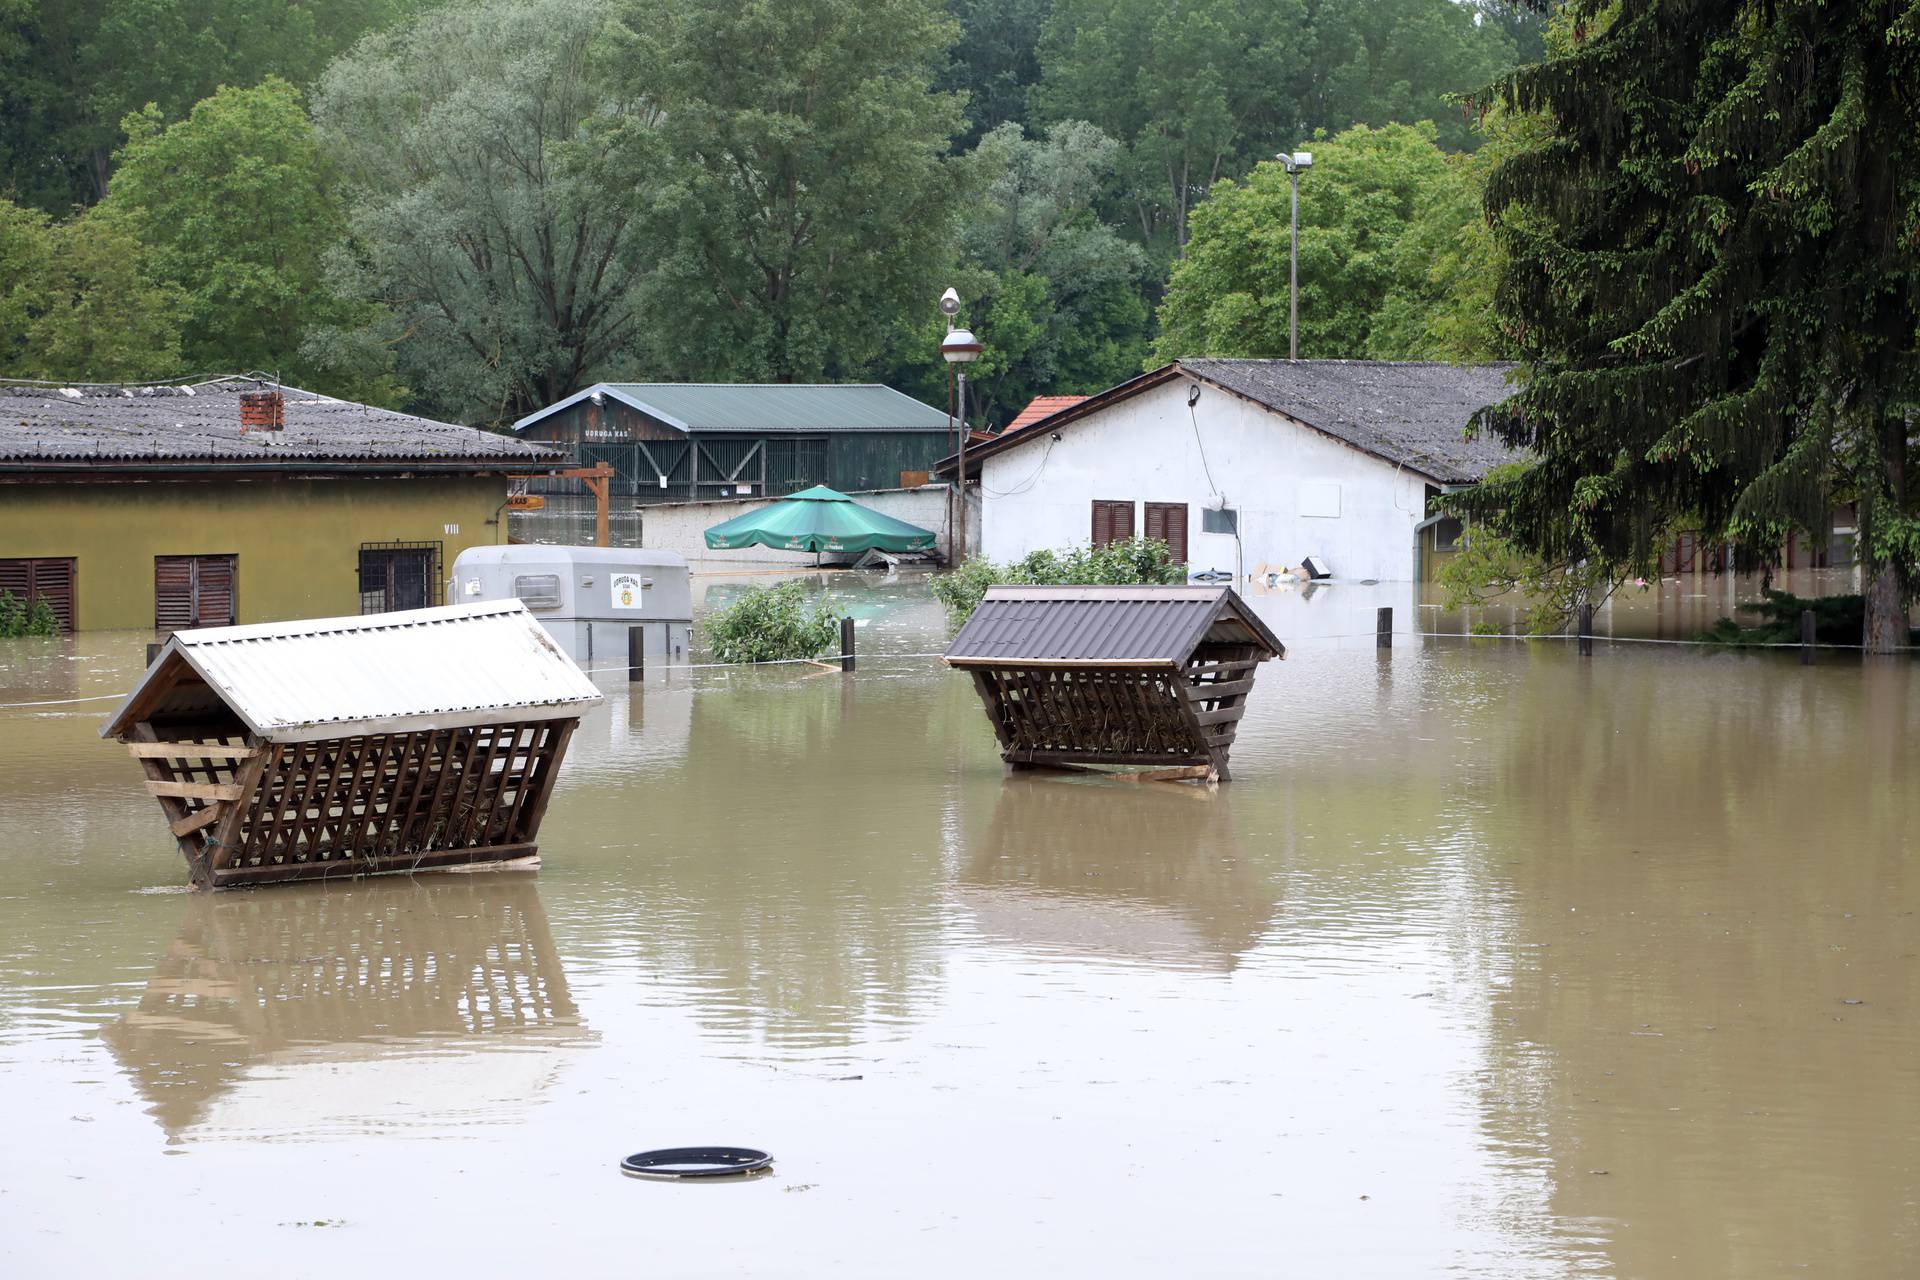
[0,574,1915,1278]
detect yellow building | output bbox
[0,378,565,631]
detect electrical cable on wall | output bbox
[979,434,1056,498]
[1187,385,1242,583]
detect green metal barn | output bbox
[512,383,953,504]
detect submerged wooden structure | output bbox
[101,601,604,889]
[943,585,1284,781]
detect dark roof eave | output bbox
[0,458,567,477]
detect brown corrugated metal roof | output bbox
[943,586,1284,667]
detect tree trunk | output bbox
[1862,560,1907,654]
[1861,414,1910,654]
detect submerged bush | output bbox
[1698,589,1919,647]
[0,590,58,638]
[931,536,1187,621]
[702,581,842,664]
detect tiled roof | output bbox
[0,377,562,469]
[942,360,1524,485]
[1001,395,1089,435]
[1178,359,1521,484]
[513,382,951,434]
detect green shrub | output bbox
[702,580,843,664]
[1697,589,1919,647]
[0,590,59,638]
[931,536,1188,621]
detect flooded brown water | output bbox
[1,574,1915,1277]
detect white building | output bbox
[946,360,1521,583]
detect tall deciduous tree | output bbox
[941,0,1053,147]
[106,80,348,385]
[0,0,422,212]
[1154,122,1471,361]
[0,197,183,380]
[1035,0,1307,250]
[614,0,965,382]
[313,0,654,422]
[1461,0,1920,650]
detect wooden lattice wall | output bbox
[129,718,577,889]
[966,641,1263,781]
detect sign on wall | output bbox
[611,573,644,610]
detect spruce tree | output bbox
[1461,0,1920,650]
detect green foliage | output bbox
[1696,591,1889,648]
[941,0,1052,146]
[1155,122,1473,361]
[1458,0,1920,649]
[0,196,183,380]
[313,0,651,421]
[614,0,965,384]
[0,590,59,638]
[703,581,844,664]
[931,536,1186,619]
[0,0,425,212]
[105,80,368,389]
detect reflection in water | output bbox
[543,669,964,1054]
[1473,653,1920,1275]
[961,777,1273,971]
[101,876,589,1141]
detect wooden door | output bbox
[0,557,76,632]
[1144,502,1189,565]
[1091,500,1135,548]
[155,555,236,630]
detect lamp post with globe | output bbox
[939,289,981,564]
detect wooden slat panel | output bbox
[154,556,195,632]
[1145,502,1188,565]
[169,803,226,838]
[146,780,245,802]
[126,743,262,759]
[195,555,235,627]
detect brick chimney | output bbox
[239,390,285,433]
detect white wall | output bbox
[979,376,1433,582]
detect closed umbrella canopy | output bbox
[704,485,938,554]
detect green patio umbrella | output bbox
[703,485,938,554]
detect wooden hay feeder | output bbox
[943,585,1285,782]
[102,601,605,890]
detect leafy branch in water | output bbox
[702,581,843,664]
[932,536,1186,621]
[0,590,59,638]
[1698,589,1919,647]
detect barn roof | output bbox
[944,586,1284,668]
[939,360,1523,485]
[512,382,951,435]
[101,601,604,744]
[0,377,562,472]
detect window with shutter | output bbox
[0,557,76,632]
[154,555,236,631]
[1091,500,1134,548]
[1144,503,1188,565]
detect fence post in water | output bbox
[841,616,856,672]
[627,624,644,682]
[1376,607,1392,649]
[1801,609,1816,665]
[1577,603,1593,657]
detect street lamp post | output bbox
[940,290,981,564]
[1278,150,1312,360]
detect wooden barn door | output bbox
[1144,502,1189,564]
[1091,500,1135,548]
[0,557,76,632]
[155,555,236,630]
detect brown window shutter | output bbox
[0,558,75,632]
[155,557,194,632]
[1092,500,1134,548]
[31,559,75,632]
[195,556,235,626]
[1146,503,1188,565]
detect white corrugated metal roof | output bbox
[102,601,604,743]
